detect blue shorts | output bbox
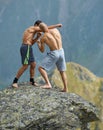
[20,44,35,65]
[40,48,66,71]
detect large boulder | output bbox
[0,84,100,130]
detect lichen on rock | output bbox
[0,83,100,130]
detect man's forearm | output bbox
[48,24,62,29]
[32,32,42,44]
[32,37,39,45]
[37,23,62,32]
[37,40,44,53]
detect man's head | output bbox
[34,20,42,26]
[39,22,48,32]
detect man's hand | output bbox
[37,32,42,38]
[58,24,62,27]
[37,39,40,44]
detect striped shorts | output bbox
[20,44,35,65]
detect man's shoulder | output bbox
[25,26,39,33]
[28,26,35,30]
[43,32,51,37]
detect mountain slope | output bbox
[51,62,103,130]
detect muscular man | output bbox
[12,20,62,88]
[37,23,67,92]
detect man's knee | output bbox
[30,62,36,69]
[23,64,29,70]
[38,66,41,71]
[38,66,44,72]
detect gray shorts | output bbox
[40,48,66,71]
[20,44,35,65]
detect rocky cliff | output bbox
[0,83,100,130]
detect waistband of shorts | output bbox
[22,43,31,46]
[50,48,63,52]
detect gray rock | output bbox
[0,84,100,130]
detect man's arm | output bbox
[36,24,62,32]
[48,24,62,29]
[37,36,45,53]
[32,32,42,45]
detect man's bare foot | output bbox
[30,82,39,87]
[40,84,52,89]
[12,83,18,88]
[61,89,67,92]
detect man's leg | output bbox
[38,66,52,88]
[30,62,36,79]
[29,62,38,86]
[12,64,28,88]
[59,71,68,92]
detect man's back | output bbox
[41,28,62,51]
[38,23,63,52]
[49,28,62,49]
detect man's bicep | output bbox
[29,27,40,33]
[39,37,45,52]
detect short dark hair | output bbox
[34,20,42,26]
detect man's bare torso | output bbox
[42,28,62,51]
[22,26,39,45]
[49,28,62,49]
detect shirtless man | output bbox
[12,20,62,88]
[37,23,67,92]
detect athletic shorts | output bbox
[20,44,35,65]
[40,48,66,71]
